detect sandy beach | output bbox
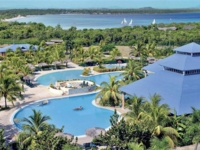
[2,15,25,22]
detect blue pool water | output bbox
[36,69,121,86]
[14,70,122,136]
[104,64,126,69]
[14,94,114,136]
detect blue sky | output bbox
[0,0,200,9]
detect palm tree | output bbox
[87,46,100,62]
[20,66,32,78]
[142,94,179,148]
[95,75,121,106]
[152,125,179,148]
[187,108,200,150]
[109,47,122,60]
[144,94,171,128]
[124,95,145,124]
[144,42,156,57]
[0,72,22,107]
[9,57,26,74]
[150,137,171,150]
[17,109,51,148]
[52,44,66,61]
[129,41,145,57]
[121,59,144,84]
[128,142,144,150]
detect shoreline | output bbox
[2,15,25,22]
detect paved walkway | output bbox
[0,62,128,145]
[0,62,198,149]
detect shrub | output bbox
[82,68,91,76]
[50,83,56,89]
[93,66,123,73]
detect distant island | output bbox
[0,8,200,20]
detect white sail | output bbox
[123,18,127,24]
[121,20,124,24]
[128,19,133,26]
[152,19,156,25]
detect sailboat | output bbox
[152,19,156,25]
[121,18,127,24]
[128,19,133,26]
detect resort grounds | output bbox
[0,61,129,146]
[0,62,200,149]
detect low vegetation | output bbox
[82,67,91,76]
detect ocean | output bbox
[12,12,200,29]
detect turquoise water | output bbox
[36,69,121,86]
[0,0,198,9]
[14,70,122,135]
[14,94,114,136]
[13,12,200,29]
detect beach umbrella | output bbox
[63,59,70,63]
[147,57,156,61]
[85,59,93,63]
[26,64,35,70]
[23,75,35,81]
[85,127,106,137]
[52,61,61,65]
[54,132,74,140]
[115,56,123,60]
[38,62,48,67]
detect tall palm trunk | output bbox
[194,142,198,150]
[4,96,7,108]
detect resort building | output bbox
[120,42,200,115]
[45,39,63,45]
[157,26,177,31]
[183,25,197,30]
[0,44,39,56]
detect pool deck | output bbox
[0,62,198,149]
[0,62,128,145]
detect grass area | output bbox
[116,46,131,57]
[0,44,9,48]
[83,46,132,57]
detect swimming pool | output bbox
[13,70,122,136]
[36,69,122,86]
[14,93,115,136]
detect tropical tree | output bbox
[86,46,101,62]
[152,125,179,148]
[143,94,171,128]
[143,94,179,148]
[96,75,121,106]
[0,129,9,150]
[109,47,122,60]
[124,95,146,124]
[93,111,151,149]
[17,109,51,148]
[128,143,144,150]
[129,41,145,57]
[121,59,145,84]
[187,108,200,150]
[144,42,156,57]
[0,72,22,107]
[150,137,171,150]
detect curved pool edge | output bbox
[34,68,84,81]
[10,90,121,137]
[35,68,124,83]
[92,100,122,131]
